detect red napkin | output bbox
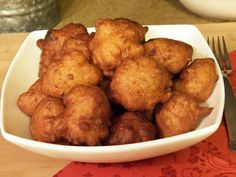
[54,51,236,177]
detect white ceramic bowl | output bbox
[179,0,236,20]
[0,25,224,163]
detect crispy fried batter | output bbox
[30,97,66,143]
[61,33,91,60]
[111,56,173,111]
[89,18,148,76]
[17,20,220,146]
[106,112,156,145]
[63,85,110,145]
[37,23,91,77]
[173,58,218,102]
[144,38,193,74]
[155,92,213,138]
[17,79,48,116]
[41,57,103,98]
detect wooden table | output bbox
[1,22,236,177]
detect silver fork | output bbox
[207,36,236,151]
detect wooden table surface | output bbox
[1,22,236,177]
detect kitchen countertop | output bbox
[56,0,226,28]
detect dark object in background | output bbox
[0,0,60,33]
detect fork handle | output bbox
[223,76,236,143]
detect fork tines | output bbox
[229,141,236,151]
[207,36,232,75]
[207,36,236,152]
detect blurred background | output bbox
[0,0,231,33]
[57,0,223,27]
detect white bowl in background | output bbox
[0,25,224,163]
[179,0,236,20]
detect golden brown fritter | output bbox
[106,112,156,145]
[61,33,91,60]
[144,38,193,74]
[41,56,103,98]
[37,23,88,55]
[37,23,91,78]
[17,79,48,116]
[173,58,219,102]
[155,92,213,138]
[111,56,173,111]
[89,18,148,76]
[59,50,88,64]
[63,85,110,145]
[30,97,66,143]
[17,20,220,146]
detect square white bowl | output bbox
[0,25,224,163]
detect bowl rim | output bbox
[1,123,220,153]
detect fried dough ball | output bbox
[89,18,148,76]
[63,85,110,145]
[106,112,156,145]
[59,50,88,64]
[173,58,218,102]
[37,23,91,77]
[111,56,173,111]
[17,79,48,116]
[61,34,91,60]
[155,92,213,138]
[30,97,66,143]
[42,56,103,98]
[144,38,193,74]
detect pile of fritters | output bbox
[17,18,219,146]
